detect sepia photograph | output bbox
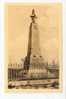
[5,3,62,92]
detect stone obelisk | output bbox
[24,9,47,79]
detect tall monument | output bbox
[24,9,48,79]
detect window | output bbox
[33,55,36,57]
[40,56,42,58]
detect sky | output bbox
[5,3,62,64]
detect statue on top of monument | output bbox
[30,9,37,23]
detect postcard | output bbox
[5,3,62,92]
